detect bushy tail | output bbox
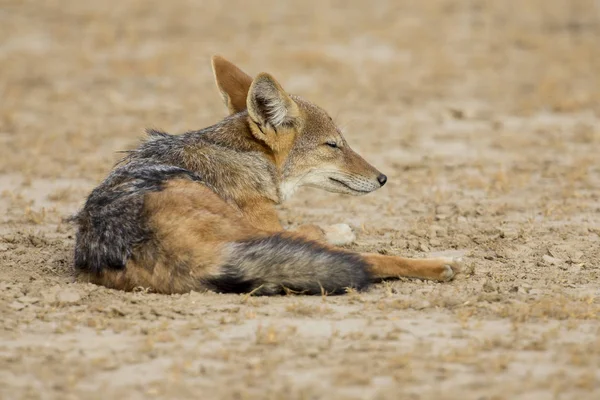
[204,233,370,295]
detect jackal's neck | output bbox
[191,112,273,156]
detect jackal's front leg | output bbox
[241,199,356,245]
[294,223,356,246]
[363,253,462,282]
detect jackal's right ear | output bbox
[211,55,253,115]
[247,73,299,129]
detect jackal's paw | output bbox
[323,224,356,246]
[437,257,463,281]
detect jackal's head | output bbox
[212,56,387,201]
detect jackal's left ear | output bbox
[212,55,253,114]
[247,73,299,129]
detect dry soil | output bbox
[1,0,600,399]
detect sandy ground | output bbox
[1,0,600,398]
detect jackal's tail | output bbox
[205,233,370,295]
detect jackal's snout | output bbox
[318,146,387,196]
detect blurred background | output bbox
[1,0,598,182]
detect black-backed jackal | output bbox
[72,56,461,295]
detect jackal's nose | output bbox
[377,174,387,187]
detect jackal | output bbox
[72,56,461,295]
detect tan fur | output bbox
[362,254,459,281]
[238,197,283,233]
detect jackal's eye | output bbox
[325,141,338,148]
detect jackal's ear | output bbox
[247,73,299,129]
[211,55,253,115]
